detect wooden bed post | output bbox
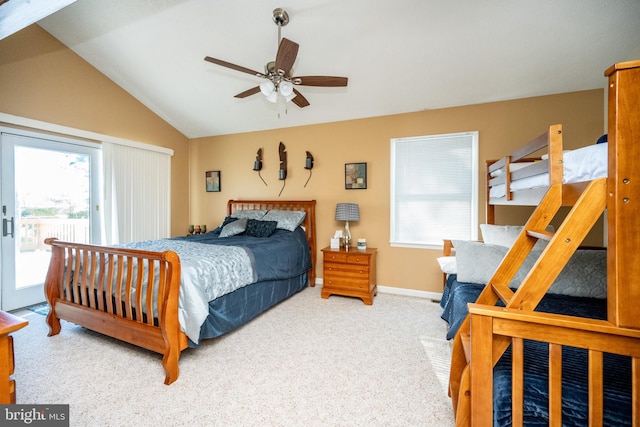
[43,237,63,337]
[605,60,640,329]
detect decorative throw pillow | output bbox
[261,210,306,231]
[218,216,238,228]
[245,219,278,238]
[230,209,268,220]
[219,218,247,237]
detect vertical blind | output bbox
[102,141,171,244]
[390,131,478,247]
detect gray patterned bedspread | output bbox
[123,239,257,343]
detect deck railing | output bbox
[19,218,89,251]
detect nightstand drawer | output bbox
[324,263,369,279]
[345,253,370,265]
[324,252,347,263]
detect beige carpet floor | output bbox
[12,285,455,427]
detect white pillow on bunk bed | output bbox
[480,224,552,251]
[451,239,607,299]
[436,256,457,275]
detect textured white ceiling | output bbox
[38,0,640,138]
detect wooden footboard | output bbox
[44,238,188,385]
[468,304,640,426]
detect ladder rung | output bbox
[491,282,515,304]
[526,229,555,241]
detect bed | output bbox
[443,60,640,426]
[44,199,317,385]
[485,123,608,224]
[439,246,632,425]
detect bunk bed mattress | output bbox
[122,227,311,344]
[490,142,607,198]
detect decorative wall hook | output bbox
[304,151,314,187]
[278,142,287,196]
[253,148,267,186]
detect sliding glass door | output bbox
[0,131,101,311]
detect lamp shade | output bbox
[335,203,360,222]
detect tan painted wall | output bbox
[0,25,190,237]
[191,89,605,293]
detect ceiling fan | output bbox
[204,8,348,108]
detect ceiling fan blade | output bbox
[274,38,299,76]
[291,76,348,87]
[234,86,261,98]
[291,89,310,108]
[204,56,264,77]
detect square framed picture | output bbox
[205,170,221,192]
[345,162,367,190]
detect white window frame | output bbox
[390,131,479,249]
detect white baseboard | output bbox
[314,279,443,302]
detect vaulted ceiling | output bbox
[24,1,640,137]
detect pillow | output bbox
[230,209,268,220]
[480,224,553,251]
[261,210,306,231]
[436,256,457,275]
[452,240,508,285]
[452,240,607,298]
[219,218,247,237]
[245,219,278,238]
[217,216,238,229]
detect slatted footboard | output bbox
[468,303,640,426]
[44,237,188,385]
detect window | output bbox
[390,131,478,248]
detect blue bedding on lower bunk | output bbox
[441,274,632,426]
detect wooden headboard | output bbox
[227,200,317,286]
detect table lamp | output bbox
[335,203,360,249]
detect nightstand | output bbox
[321,246,377,305]
[0,311,28,404]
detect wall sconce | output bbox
[253,148,267,186]
[304,151,314,187]
[278,142,287,196]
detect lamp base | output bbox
[344,221,352,249]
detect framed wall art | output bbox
[205,170,221,192]
[345,162,367,190]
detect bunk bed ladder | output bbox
[449,177,607,426]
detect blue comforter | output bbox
[440,275,632,426]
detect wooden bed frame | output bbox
[447,60,640,426]
[44,199,316,385]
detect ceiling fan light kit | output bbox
[204,8,348,109]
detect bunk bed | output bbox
[443,60,640,426]
[43,199,317,385]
